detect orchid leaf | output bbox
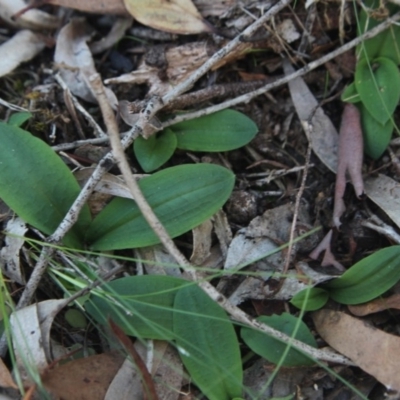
[173,109,258,152]
[355,57,400,125]
[174,285,243,400]
[86,164,234,250]
[134,128,177,172]
[241,313,317,367]
[86,275,188,340]
[360,104,393,159]
[327,246,400,304]
[290,288,329,311]
[0,122,91,248]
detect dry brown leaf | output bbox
[44,0,128,15]
[313,310,400,391]
[364,174,400,230]
[54,18,118,107]
[348,294,400,317]
[10,299,68,384]
[283,60,338,173]
[123,0,212,34]
[0,357,17,389]
[0,0,60,30]
[42,351,125,400]
[0,217,28,284]
[0,30,46,78]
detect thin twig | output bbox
[282,143,313,275]
[164,11,400,127]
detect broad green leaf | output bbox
[174,285,243,400]
[241,313,317,367]
[0,123,91,248]
[341,83,360,103]
[326,246,400,304]
[172,109,258,152]
[86,164,235,250]
[290,288,329,311]
[8,112,32,127]
[85,275,188,340]
[355,57,400,125]
[357,0,400,64]
[134,128,177,172]
[360,103,393,159]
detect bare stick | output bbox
[164,11,400,127]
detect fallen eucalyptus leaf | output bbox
[123,0,212,34]
[0,30,46,78]
[364,174,400,229]
[313,309,400,391]
[348,293,400,317]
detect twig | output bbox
[125,78,280,113]
[163,11,400,127]
[55,73,107,138]
[282,143,313,276]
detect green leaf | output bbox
[355,57,400,125]
[172,109,258,152]
[174,285,243,400]
[290,288,329,311]
[357,0,400,64]
[326,246,400,304]
[341,83,360,103]
[0,123,91,248]
[85,275,188,340]
[360,103,393,159]
[134,128,177,172]
[241,313,317,367]
[8,112,32,127]
[86,164,235,250]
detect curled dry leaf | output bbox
[54,18,118,108]
[313,309,400,392]
[10,299,67,384]
[44,0,128,15]
[0,217,28,284]
[0,30,46,78]
[348,293,400,317]
[123,0,212,34]
[333,103,364,228]
[284,60,338,173]
[364,174,400,230]
[0,0,60,30]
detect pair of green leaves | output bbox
[86,275,243,400]
[291,245,400,311]
[341,1,400,159]
[0,116,235,250]
[86,275,318,399]
[134,109,258,172]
